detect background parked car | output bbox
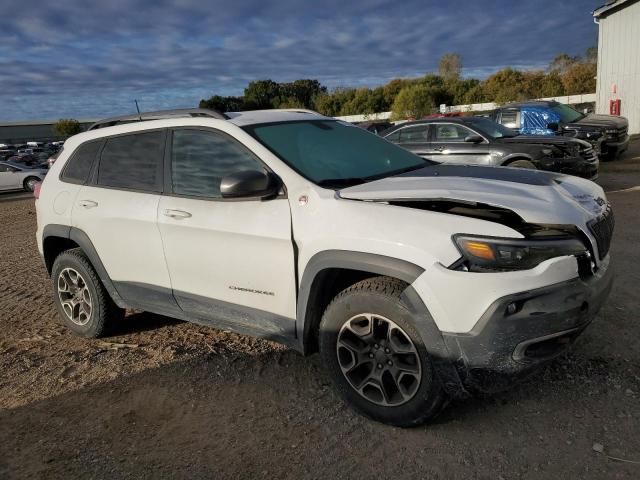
[0,161,47,192]
[490,100,628,160]
[382,116,599,179]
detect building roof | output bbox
[593,0,639,18]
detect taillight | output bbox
[34,182,42,199]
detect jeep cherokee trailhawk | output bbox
[36,108,614,426]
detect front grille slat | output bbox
[588,205,615,260]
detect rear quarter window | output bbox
[61,141,101,185]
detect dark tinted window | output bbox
[171,129,265,198]
[433,124,475,142]
[398,125,429,143]
[98,131,164,192]
[62,141,101,184]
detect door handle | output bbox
[434,146,446,152]
[78,200,98,208]
[163,209,192,219]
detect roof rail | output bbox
[275,108,325,116]
[88,108,229,131]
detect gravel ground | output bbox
[1,142,639,479]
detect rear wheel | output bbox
[319,277,447,427]
[23,176,40,192]
[505,159,537,169]
[51,248,124,337]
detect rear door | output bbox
[71,130,176,311]
[386,124,431,158]
[429,123,490,165]
[157,127,297,333]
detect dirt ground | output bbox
[1,143,640,479]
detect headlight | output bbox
[605,129,618,134]
[452,235,587,272]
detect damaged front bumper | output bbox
[440,255,613,395]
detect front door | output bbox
[429,123,491,165]
[157,128,297,340]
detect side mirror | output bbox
[546,122,559,132]
[464,135,484,144]
[220,170,279,199]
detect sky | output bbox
[0,0,600,121]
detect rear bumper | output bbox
[440,255,613,394]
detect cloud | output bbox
[0,0,598,120]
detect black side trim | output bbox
[114,282,300,351]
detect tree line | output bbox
[199,49,597,120]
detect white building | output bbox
[594,0,640,134]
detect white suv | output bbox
[36,108,614,426]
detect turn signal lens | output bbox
[460,240,495,260]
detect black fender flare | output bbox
[296,249,467,397]
[42,224,127,308]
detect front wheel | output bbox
[319,277,447,427]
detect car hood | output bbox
[338,165,607,227]
[571,113,628,129]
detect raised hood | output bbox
[338,165,607,228]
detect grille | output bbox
[588,205,615,260]
[580,146,598,163]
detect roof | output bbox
[226,109,329,126]
[593,0,639,18]
[502,100,558,108]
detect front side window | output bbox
[432,124,476,142]
[62,141,101,184]
[247,120,429,187]
[171,129,266,198]
[97,131,164,192]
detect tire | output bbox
[505,159,537,169]
[319,276,448,427]
[51,248,124,338]
[23,176,40,192]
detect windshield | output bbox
[246,120,431,187]
[464,117,518,138]
[550,103,584,123]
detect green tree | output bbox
[244,80,281,109]
[391,84,438,120]
[482,68,527,103]
[561,62,597,95]
[53,118,82,138]
[199,95,246,112]
[438,53,462,81]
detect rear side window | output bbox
[61,142,100,184]
[398,125,429,143]
[97,131,164,192]
[500,110,519,129]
